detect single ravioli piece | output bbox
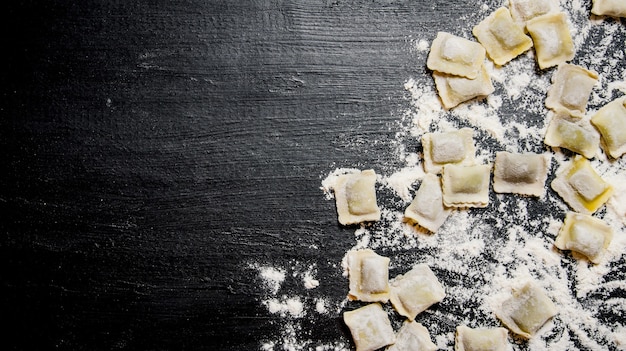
[346,249,390,303]
[389,264,446,321]
[343,303,396,351]
[551,155,614,215]
[555,212,613,264]
[526,12,575,69]
[422,127,476,174]
[427,32,486,79]
[495,281,558,339]
[545,64,598,117]
[334,169,381,225]
[509,0,558,26]
[590,97,626,159]
[455,326,509,351]
[433,65,495,109]
[442,164,491,208]
[544,113,600,159]
[405,173,451,233]
[473,7,533,66]
[493,151,551,197]
[592,0,626,17]
[387,321,437,351]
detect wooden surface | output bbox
[3,1,625,350]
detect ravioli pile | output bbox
[329,0,626,350]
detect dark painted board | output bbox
[2,0,625,350]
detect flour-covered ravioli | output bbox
[335,169,381,225]
[555,212,613,264]
[433,65,495,109]
[509,0,558,26]
[495,282,558,339]
[389,264,445,321]
[473,7,533,66]
[526,12,575,69]
[544,113,600,159]
[442,164,491,208]
[493,151,550,197]
[546,64,598,117]
[346,249,390,302]
[592,0,626,17]
[387,321,437,351]
[405,173,451,233]
[551,155,614,215]
[427,32,486,79]
[591,97,626,159]
[343,303,396,351]
[422,128,476,173]
[455,326,509,351]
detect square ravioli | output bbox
[555,212,613,264]
[433,65,495,109]
[592,0,626,17]
[544,112,600,159]
[493,151,550,197]
[442,164,491,208]
[495,281,558,338]
[545,64,598,117]
[343,303,396,351]
[334,169,381,225]
[509,0,558,26]
[473,7,533,66]
[526,12,575,69]
[387,321,437,351]
[346,249,390,302]
[455,326,509,351]
[551,155,614,215]
[404,173,451,233]
[389,264,446,321]
[590,97,626,159]
[427,32,486,79]
[422,128,476,174]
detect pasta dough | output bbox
[346,249,390,302]
[526,12,575,69]
[442,164,491,208]
[422,128,476,173]
[473,7,533,66]
[509,0,558,26]
[334,169,381,225]
[433,65,495,109]
[389,264,445,321]
[493,151,550,197]
[387,321,437,351]
[455,326,509,351]
[405,173,451,233]
[551,155,614,215]
[591,0,626,17]
[544,113,600,159]
[545,64,598,117]
[343,303,396,351]
[590,97,626,159]
[555,212,613,264]
[427,32,486,79]
[495,282,557,338]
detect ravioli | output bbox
[433,65,495,109]
[509,0,558,26]
[526,12,575,69]
[591,0,626,17]
[551,156,614,215]
[442,164,491,208]
[493,151,550,197]
[387,321,437,351]
[555,212,613,264]
[473,7,533,66]
[422,128,476,173]
[343,303,396,351]
[427,32,487,79]
[346,249,390,303]
[495,282,558,338]
[389,264,446,321]
[590,97,626,159]
[544,113,600,159]
[455,326,509,351]
[545,64,598,117]
[334,169,381,225]
[405,173,451,233]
